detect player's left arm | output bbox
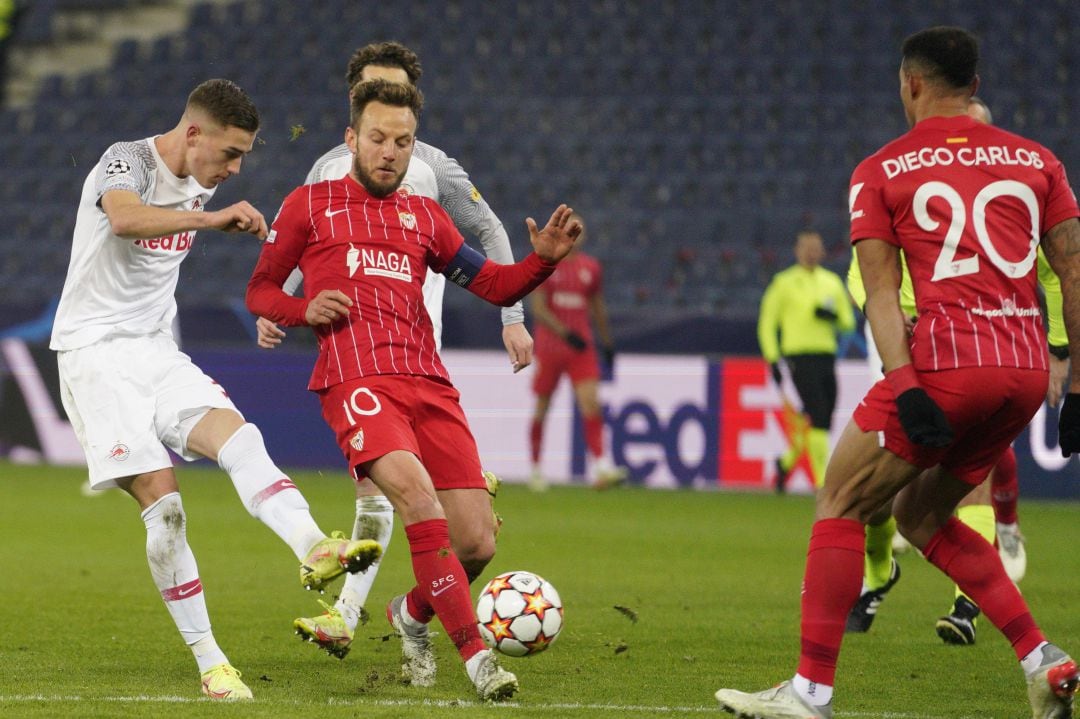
[1040,218,1080,387]
[1041,217,1080,453]
[436,204,580,306]
[425,145,532,370]
[1037,248,1068,405]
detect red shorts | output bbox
[853,367,1046,485]
[531,345,600,396]
[317,375,485,491]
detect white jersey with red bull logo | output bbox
[50,137,214,351]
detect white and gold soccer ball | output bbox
[476,570,563,657]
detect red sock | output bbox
[923,517,1043,658]
[797,518,865,686]
[529,419,543,464]
[402,519,487,662]
[990,446,1019,525]
[583,414,603,459]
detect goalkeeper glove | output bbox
[887,365,953,447]
[1059,393,1080,457]
[564,330,587,351]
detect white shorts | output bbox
[57,335,240,489]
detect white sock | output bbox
[142,493,227,673]
[335,495,394,630]
[792,673,833,707]
[217,423,326,560]
[1021,641,1051,675]
[465,649,492,683]
[400,594,428,631]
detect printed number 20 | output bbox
[913,180,1040,281]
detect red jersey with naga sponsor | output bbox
[534,251,602,353]
[849,115,1079,371]
[247,175,554,390]
[250,176,466,389]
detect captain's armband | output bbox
[443,242,487,288]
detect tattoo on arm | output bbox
[1043,218,1080,263]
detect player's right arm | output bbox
[102,191,267,239]
[851,159,951,446]
[246,188,351,327]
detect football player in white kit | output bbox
[49,79,382,700]
[255,42,529,664]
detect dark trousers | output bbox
[785,353,837,430]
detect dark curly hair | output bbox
[345,41,423,90]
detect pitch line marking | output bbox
[0,695,989,718]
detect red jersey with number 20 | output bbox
[850,115,1079,372]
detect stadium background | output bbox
[0,0,1077,496]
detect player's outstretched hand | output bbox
[304,289,353,327]
[1058,393,1080,456]
[526,204,582,263]
[256,316,285,349]
[503,323,534,373]
[895,388,954,447]
[207,201,268,239]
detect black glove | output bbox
[814,306,839,322]
[895,388,954,447]
[1058,393,1080,457]
[770,362,782,386]
[564,330,587,351]
[600,345,616,380]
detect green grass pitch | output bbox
[0,461,1077,718]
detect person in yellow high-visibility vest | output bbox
[758,230,856,491]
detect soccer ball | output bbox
[476,571,563,657]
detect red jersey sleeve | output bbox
[423,197,556,306]
[245,188,314,326]
[849,158,899,246]
[1041,150,1080,234]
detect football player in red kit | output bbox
[716,26,1080,718]
[246,79,581,702]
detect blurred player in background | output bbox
[758,230,856,491]
[527,211,626,490]
[844,95,1068,645]
[49,79,380,701]
[246,80,581,700]
[255,41,525,659]
[717,26,1080,718]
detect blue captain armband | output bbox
[443,242,487,288]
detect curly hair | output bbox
[345,41,423,89]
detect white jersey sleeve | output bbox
[95,141,155,201]
[413,140,524,327]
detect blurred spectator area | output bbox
[0,0,1077,352]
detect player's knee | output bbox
[453,533,495,580]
